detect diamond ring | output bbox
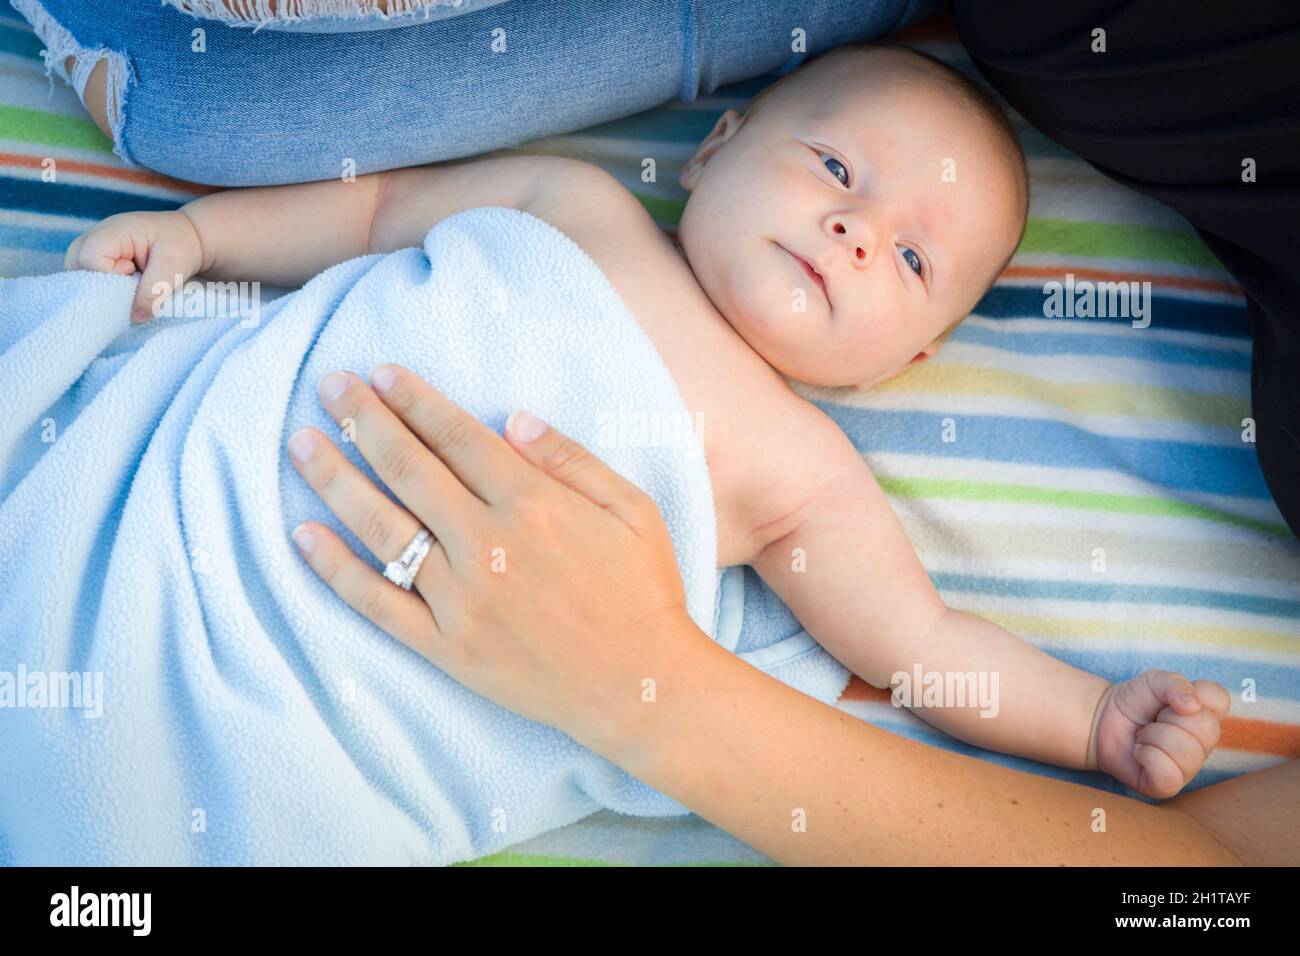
[383,528,433,591]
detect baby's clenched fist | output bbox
[1091,669,1230,798]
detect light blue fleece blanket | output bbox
[0,206,849,865]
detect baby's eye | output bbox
[820,153,849,187]
[900,246,923,277]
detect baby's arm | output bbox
[64,155,596,320]
[187,154,588,284]
[751,419,1228,797]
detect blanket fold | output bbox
[0,206,848,865]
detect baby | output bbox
[67,44,1228,798]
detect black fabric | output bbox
[953,0,1300,537]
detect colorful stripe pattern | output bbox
[3,9,1295,867]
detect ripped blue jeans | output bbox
[10,0,937,186]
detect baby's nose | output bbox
[829,216,876,267]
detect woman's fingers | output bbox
[504,408,657,532]
[315,370,484,553]
[369,365,535,505]
[289,520,441,660]
[290,370,697,745]
[287,425,449,574]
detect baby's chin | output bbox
[729,302,889,386]
[697,254,837,378]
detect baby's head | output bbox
[678,44,1028,389]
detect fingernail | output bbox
[1181,693,1197,706]
[506,409,547,443]
[288,429,316,464]
[291,524,315,556]
[131,308,150,325]
[319,372,350,402]
[371,365,396,392]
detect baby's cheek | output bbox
[725,264,780,329]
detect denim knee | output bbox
[12,0,938,185]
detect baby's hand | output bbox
[64,210,204,325]
[1090,670,1230,798]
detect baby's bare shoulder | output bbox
[521,158,650,224]
[522,161,682,274]
[526,173,731,369]
[738,395,867,551]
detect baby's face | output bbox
[678,47,1023,389]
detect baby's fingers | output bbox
[1134,722,1205,797]
[62,233,85,271]
[134,247,194,325]
[1144,669,1201,716]
[63,231,122,273]
[1192,679,1231,722]
[67,226,136,275]
[1154,698,1224,760]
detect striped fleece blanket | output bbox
[2,9,1297,866]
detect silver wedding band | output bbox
[384,528,433,591]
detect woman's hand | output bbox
[285,364,708,749]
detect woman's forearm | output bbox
[581,628,1242,866]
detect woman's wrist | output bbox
[560,610,720,767]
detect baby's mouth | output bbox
[777,243,829,307]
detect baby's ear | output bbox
[680,109,746,190]
[908,339,942,368]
